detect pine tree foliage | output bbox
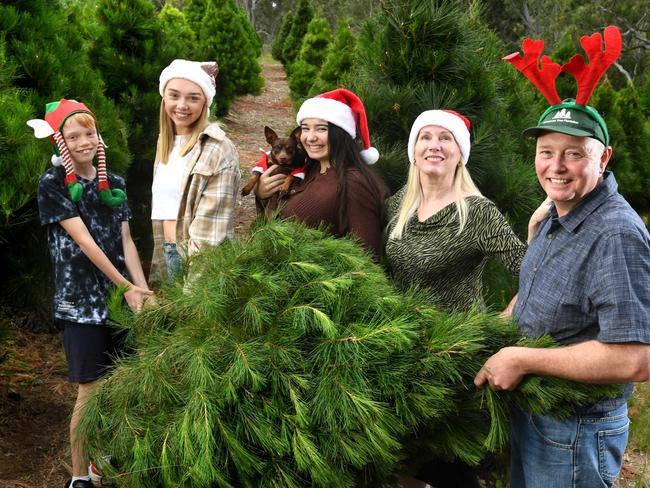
[0,42,41,226]
[271,10,294,62]
[348,0,541,231]
[158,4,197,61]
[235,4,263,58]
[287,16,332,104]
[190,0,264,115]
[590,83,650,217]
[309,19,357,96]
[89,0,166,164]
[0,1,129,221]
[281,0,314,71]
[78,219,619,487]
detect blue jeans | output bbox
[509,403,629,488]
[162,242,183,281]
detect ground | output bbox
[0,61,648,488]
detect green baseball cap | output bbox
[523,99,610,146]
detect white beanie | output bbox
[407,109,471,165]
[296,88,379,165]
[159,59,218,109]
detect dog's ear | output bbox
[264,126,278,145]
[290,126,301,142]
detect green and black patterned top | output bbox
[385,188,527,312]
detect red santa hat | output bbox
[296,88,379,164]
[407,109,471,165]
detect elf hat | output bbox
[159,59,218,109]
[26,99,126,207]
[296,88,379,164]
[407,109,471,165]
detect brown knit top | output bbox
[264,162,387,260]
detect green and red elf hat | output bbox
[504,25,622,146]
[26,99,125,207]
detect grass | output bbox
[629,382,650,451]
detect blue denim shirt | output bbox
[514,172,650,411]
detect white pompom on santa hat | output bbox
[296,88,379,164]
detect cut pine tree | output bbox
[78,218,620,488]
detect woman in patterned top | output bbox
[385,109,534,313]
[150,59,240,283]
[387,110,543,488]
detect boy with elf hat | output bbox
[28,99,152,488]
[474,26,650,487]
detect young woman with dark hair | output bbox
[255,89,388,260]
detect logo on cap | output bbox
[551,108,572,120]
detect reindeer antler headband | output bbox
[504,26,622,146]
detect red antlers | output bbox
[504,26,622,106]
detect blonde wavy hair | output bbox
[155,99,209,164]
[389,157,482,240]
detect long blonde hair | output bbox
[155,100,209,164]
[389,158,482,240]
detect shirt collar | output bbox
[553,171,618,232]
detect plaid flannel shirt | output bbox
[150,123,240,284]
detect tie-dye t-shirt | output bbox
[37,166,132,324]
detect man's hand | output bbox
[474,346,528,391]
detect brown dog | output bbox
[241,126,306,196]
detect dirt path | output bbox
[0,60,295,488]
[227,61,297,237]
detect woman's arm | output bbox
[254,164,286,200]
[527,197,553,244]
[346,172,386,261]
[121,221,149,289]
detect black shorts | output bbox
[57,319,128,384]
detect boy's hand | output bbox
[124,284,154,311]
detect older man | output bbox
[475,100,650,488]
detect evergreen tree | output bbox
[271,10,294,62]
[0,41,43,227]
[158,3,197,61]
[183,0,212,27]
[194,0,264,115]
[309,19,357,96]
[235,4,263,58]
[591,83,650,219]
[78,219,619,487]
[281,0,314,71]
[287,15,332,103]
[89,0,165,165]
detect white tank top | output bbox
[151,136,189,220]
